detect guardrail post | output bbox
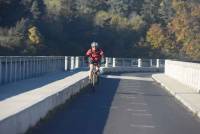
[33,56,36,76]
[5,57,8,83]
[23,57,25,79]
[138,58,142,67]
[14,57,18,82]
[26,57,28,78]
[150,59,153,67]
[41,57,44,74]
[54,57,57,71]
[38,57,41,75]
[59,57,61,70]
[75,56,80,68]
[71,57,75,70]
[44,57,47,73]
[105,57,109,67]
[28,57,31,77]
[47,56,50,73]
[65,56,68,71]
[9,57,13,83]
[113,58,116,67]
[156,59,160,68]
[51,57,54,72]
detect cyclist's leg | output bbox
[96,61,101,73]
[96,65,100,72]
[89,63,94,80]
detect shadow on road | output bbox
[116,91,173,97]
[26,77,120,134]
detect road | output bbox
[27,73,200,134]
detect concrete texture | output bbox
[27,73,200,134]
[0,71,89,134]
[101,67,164,73]
[0,66,163,134]
[152,73,200,119]
[165,60,200,92]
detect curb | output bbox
[152,75,200,119]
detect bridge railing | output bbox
[104,58,165,68]
[0,56,164,85]
[0,56,66,85]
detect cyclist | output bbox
[86,42,105,81]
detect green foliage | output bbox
[31,0,42,20]
[141,0,161,23]
[159,0,175,25]
[147,24,178,57]
[95,11,112,27]
[95,10,146,32]
[0,0,200,60]
[129,15,146,31]
[108,0,129,16]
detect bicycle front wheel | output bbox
[92,73,97,87]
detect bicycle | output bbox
[89,63,100,92]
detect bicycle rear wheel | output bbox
[90,72,96,92]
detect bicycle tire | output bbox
[90,72,95,92]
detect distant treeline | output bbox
[0,0,200,60]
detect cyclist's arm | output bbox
[85,49,92,64]
[86,49,92,56]
[100,49,105,64]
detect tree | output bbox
[159,0,175,25]
[108,0,129,16]
[31,0,42,20]
[147,24,178,57]
[129,15,146,31]
[95,11,112,27]
[60,0,76,20]
[28,26,42,44]
[141,0,161,23]
[168,1,200,59]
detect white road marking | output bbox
[132,113,152,116]
[126,109,147,112]
[120,96,137,99]
[130,102,147,105]
[130,124,155,128]
[101,75,153,82]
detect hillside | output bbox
[0,0,200,60]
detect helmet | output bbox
[91,42,99,48]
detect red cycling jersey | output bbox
[86,48,104,62]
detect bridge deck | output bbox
[27,73,200,134]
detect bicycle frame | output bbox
[90,63,99,88]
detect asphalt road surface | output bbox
[27,73,200,134]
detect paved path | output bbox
[153,73,200,118]
[27,73,200,134]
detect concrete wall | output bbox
[165,60,200,92]
[0,57,164,134]
[0,72,89,134]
